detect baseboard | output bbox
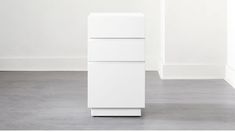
[145,62,160,72]
[225,65,235,88]
[0,57,158,71]
[160,64,225,79]
[0,57,87,71]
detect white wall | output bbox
[160,0,227,79]
[0,0,161,71]
[226,0,235,88]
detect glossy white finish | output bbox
[91,109,141,117]
[88,39,145,62]
[88,13,145,38]
[88,13,145,116]
[88,62,145,108]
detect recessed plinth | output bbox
[91,108,141,117]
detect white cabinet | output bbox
[88,13,145,116]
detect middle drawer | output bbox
[88,39,145,62]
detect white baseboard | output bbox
[225,65,235,88]
[145,62,160,71]
[160,64,225,79]
[0,57,158,71]
[0,57,87,71]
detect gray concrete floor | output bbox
[0,71,235,130]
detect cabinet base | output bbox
[91,108,141,117]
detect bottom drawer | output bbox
[88,62,145,108]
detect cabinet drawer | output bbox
[88,62,145,108]
[88,13,144,38]
[88,39,145,62]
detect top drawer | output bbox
[88,13,145,38]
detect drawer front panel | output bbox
[88,39,145,62]
[88,62,145,108]
[88,14,144,38]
